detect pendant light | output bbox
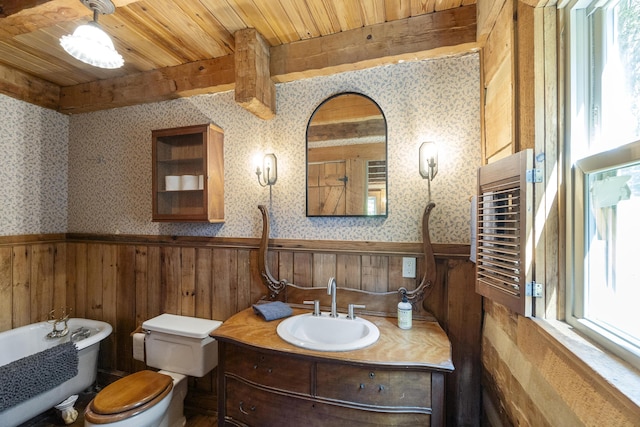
[60,0,124,69]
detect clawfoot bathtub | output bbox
[0,318,112,427]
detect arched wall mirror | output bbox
[306,93,388,217]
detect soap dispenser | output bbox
[397,294,412,329]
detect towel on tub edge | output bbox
[0,341,78,412]
[252,301,293,321]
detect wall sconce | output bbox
[59,0,124,69]
[419,142,438,201]
[256,153,278,187]
[419,141,438,181]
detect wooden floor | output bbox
[184,413,218,427]
[17,391,217,427]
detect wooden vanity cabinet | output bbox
[218,342,444,427]
[218,342,444,426]
[213,308,453,427]
[152,124,224,222]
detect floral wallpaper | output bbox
[0,95,68,235]
[2,53,480,244]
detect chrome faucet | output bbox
[328,277,338,317]
[347,304,366,320]
[303,299,321,316]
[47,307,71,339]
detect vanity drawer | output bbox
[224,376,431,427]
[315,363,432,409]
[223,344,312,394]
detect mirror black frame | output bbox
[305,92,388,217]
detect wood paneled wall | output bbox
[482,300,640,425]
[479,0,537,165]
[0,233,480,424]
[0,235,67,332]
[476,0,640,425]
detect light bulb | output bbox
[60,21,124,69]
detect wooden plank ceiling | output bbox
[0,0,478,115]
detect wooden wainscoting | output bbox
[0,234,67,331]
[0,233,481,425]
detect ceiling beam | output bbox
[270,4,478,83]
[0,0,85,37]
[0,1,52,17]
[3,4,477,114]
[234,28,276,120]
[58,55,235,114]
[0,61,59,109]
[0,0,139,35]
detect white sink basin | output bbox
[276,313,380,352]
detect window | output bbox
[366,196,377,215]
[567,0,640,369]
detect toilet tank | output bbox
[142,314,223,377]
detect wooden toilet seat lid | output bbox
[90,370,173,415]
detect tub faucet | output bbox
[47,307,71,339]
[328,277,338,317]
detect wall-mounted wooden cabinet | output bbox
[152,124,224,222]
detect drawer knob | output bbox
[369,372,375,379]
[379,385,385,392]
[359,383,365,389]
[239,401,256,415]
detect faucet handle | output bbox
[347,304,366,319]
[303,300,321,316]
[61,306,72,321]
[48,306,72,322]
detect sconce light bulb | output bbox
[255,153,277,187]
[419,141,438,181]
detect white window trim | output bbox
[568,141,640,369]
[564,0,640,371]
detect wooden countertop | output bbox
[211,307,454,372]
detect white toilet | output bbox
[84,313,222,427]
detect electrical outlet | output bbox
[402,257,416,278]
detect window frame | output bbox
[565,0,640,370]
